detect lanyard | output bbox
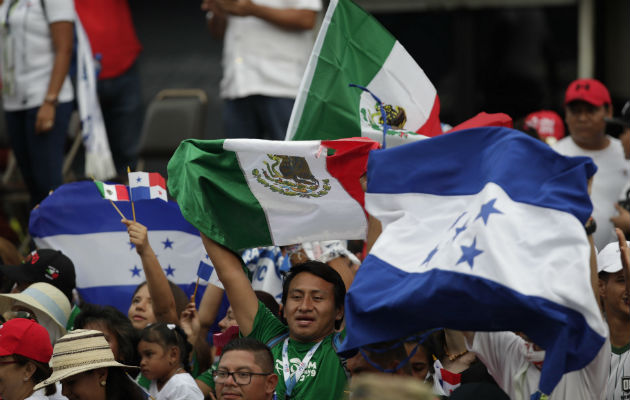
[282,337,322,398]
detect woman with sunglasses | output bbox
[0,318,60,400]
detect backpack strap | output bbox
[266,332,290,348]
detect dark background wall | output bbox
[128,1,626,138]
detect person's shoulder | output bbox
[166,373,204,398]
[551,136,578,153]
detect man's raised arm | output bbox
[200,232,258,335]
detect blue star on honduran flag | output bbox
[340,127,606,398]
[29,181,210,313]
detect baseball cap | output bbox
[524,110,566,145]
[564,78,611,107]
[597,241,630,274]
[0,249,75,301]
[0,318,53,364]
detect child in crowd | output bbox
[138,323,204,400]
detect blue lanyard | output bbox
[282,337,322,398]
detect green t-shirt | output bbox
[196,364,216,391]
[248,301,347,400]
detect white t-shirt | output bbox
[220,0,322,99]
[552,136,629,250]
[0,0,74,111]
[27,382,68,399]
[606,343,630,400]
[470,331,610,400]
[148,372,204,400]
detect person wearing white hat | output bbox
[597,234,630,400]
[35,329,145,400]
[0,282,70,344]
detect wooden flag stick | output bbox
[91,175,127,220]
[109,200,126,219]
[191,277,201,302]
[127,166,136,222]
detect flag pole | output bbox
[191,277,200,302]
[109,200,126,219]
[91,175,127,220]
[127,166,136,222]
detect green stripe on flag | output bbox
[292,0,396,141]
[167,139,273,251]
[94,181,106,198]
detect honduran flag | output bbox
[340,127,607,397]
[285,0,441,147]
[167,138,379,251]
[128,171,168,201]
[29,181,209,314]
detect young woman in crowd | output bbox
[35,329,145,400]
[138,323,203,399]
[73,303,139,367]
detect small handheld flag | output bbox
[197,260,213,281]
[93,179,128,219]
[191,260,214,302]
[128,171,168,202]
[94,181,129,202]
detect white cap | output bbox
[597,241,630,274]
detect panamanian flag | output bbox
[340,127,607,397]
[29,181,209,313]
[129,171,168,201]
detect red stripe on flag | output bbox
[115,185,129,201]
[323,138,380,213]
[415,94,443,138]
[148,172,166,189]
[439,368,462,386]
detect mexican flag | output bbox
[167,138,379,251]
[285,0,441,147]
[94,181,129,201]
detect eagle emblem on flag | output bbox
[252,154,331,198]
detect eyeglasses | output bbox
[212,369,272,385]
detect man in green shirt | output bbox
[202,234,348,400]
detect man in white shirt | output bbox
[552,79,629,250]
[598,238,630,400]
[202,0,322,140]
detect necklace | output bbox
[444,347,469,361]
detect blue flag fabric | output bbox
[197,261,214,281]
[340,127,606,397]
[29,181,209,313]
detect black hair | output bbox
[281,261,345,309]
[254,290,280,317]
[221,337,274,373]
[131,281,189,318]
[103,367,145,400]
[139,323,192,373]
[74,303,139,366]
[281,261,346,330]
[13,354,55,395]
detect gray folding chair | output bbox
[136,89,208,177]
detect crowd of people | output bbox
[0,0,629,399]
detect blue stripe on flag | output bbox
[131,186,151,201]
[340,255,606,395]
[29,181,198,236]
[366,127,597,224]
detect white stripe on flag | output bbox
[367,182,605,337]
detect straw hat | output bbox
[0,282,71,342]
[34,329,136,390]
